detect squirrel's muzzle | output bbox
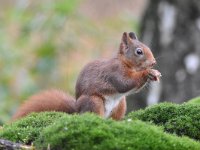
[151,60,156,67]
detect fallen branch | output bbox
[0,139,33,150]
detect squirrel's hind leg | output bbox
[76,95,105,117]
[110,97,127,120]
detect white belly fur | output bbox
[104,89,137,118]
[104,94,123,118]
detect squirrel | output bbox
[12,32,161,121]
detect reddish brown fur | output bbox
[111,97,126,120]
[12,32,161,121]
[75,32,160,120]
[12,90,76,121]
[76,95,105,117]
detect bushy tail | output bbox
[12,89,76,121]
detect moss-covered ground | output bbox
[0,112,65,144]
[187,97,200,105]
[1,97,200,149]
[126,102,200,140]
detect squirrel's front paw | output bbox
[148,69,161,82]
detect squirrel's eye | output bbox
[135,48,143,56]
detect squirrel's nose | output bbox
[151,60,156,67]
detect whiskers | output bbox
[155,55,165,60]
[154,54,166,70]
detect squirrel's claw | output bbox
[148,69,161,82]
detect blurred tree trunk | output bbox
[127,0,200,112]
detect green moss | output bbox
[1,107,200,149]
[126,103,200,140]
[34,113,200,150]
[187,97,200,104]
[0,112,66,144]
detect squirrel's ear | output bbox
[120,32,130,54]
[121,32,132,46]
[129,32,138,40]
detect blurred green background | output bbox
[0,0,145,123]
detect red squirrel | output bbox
[12,32,161,121]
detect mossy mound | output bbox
[1,112,200,150]
[2,101,200,149]
[187,97,200,104]
[126,102,200,140]
[35,114,200,150]
[0,112,66,144]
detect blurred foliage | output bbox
[0,0,138,123]
[0,0,81,124]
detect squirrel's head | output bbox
[119,32,156,71]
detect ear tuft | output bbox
[122,32,128,45]
[119,32,129,54]
[129,32,138,40]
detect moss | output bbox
[126,103,200,140]
[1,106,200,149]
[187,97,200,104]
[0,112,66,144]
[34,113,200,150]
